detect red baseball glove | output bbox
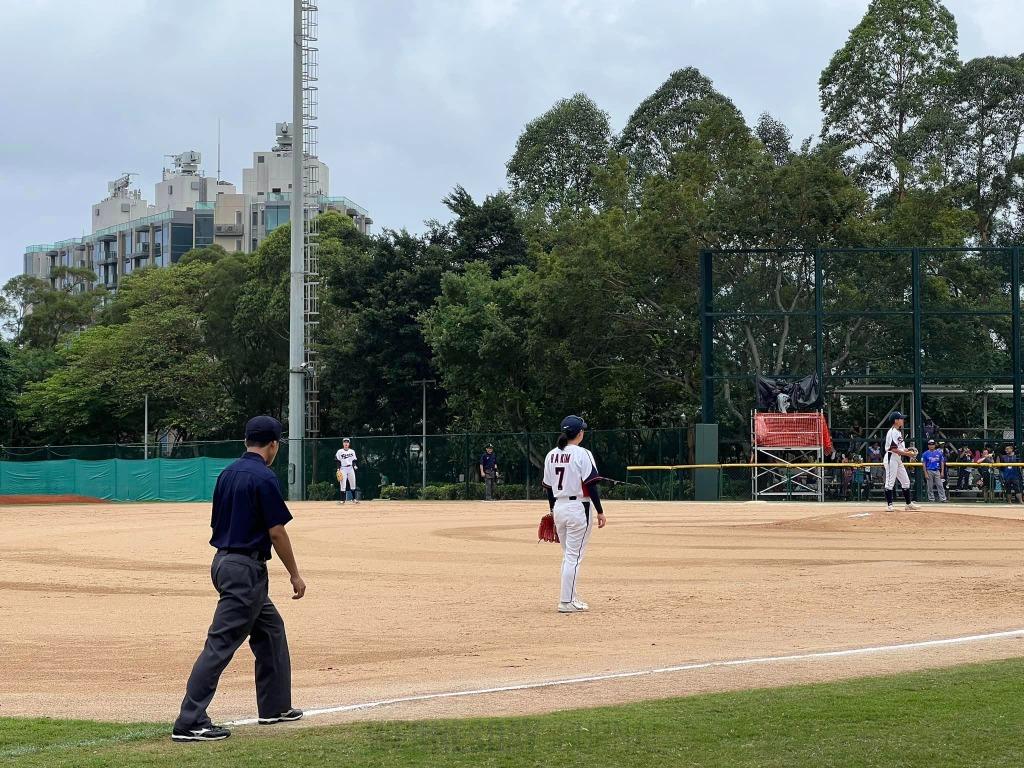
[538,513,559,543]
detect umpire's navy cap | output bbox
[245,415,283,443]
[890,411,905,422]
[560,415,588,434]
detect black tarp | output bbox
[755,374,823,413]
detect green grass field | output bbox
[5,659,1024,767]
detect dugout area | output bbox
[6,498,1024,726]
[699,248,1024,471]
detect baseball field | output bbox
[6,499,1024,766]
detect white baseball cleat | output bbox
[905,502,921,511]
[571,599,589,611]
[886,504,895,512]
[558,602,580,613]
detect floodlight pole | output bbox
[414,379,436,491]
[287,0,305,500]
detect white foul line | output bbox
[225,627,1024,726]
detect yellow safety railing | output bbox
[627,462,1024,470]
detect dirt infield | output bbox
[0,494,106,505]
[4,499,1024,725]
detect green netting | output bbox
[0,457,235,501]
[0,429,692,501]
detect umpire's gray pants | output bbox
[925,469,947,501]
[174,551,291,729]
[484,470,496,500]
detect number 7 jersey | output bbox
[543,444,600,499]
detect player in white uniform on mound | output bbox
[335,438,358,504]
[542,415,606,613]
[883,411,920,512]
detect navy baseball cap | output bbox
[245,415,283,443]
[890,411,905,422]
[560,415,588,434]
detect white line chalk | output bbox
[225,627,1024,726]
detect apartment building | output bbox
[23,124,371,292]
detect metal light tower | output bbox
[288,0,320,500]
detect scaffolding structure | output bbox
[751,412,829,501]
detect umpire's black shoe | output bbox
[259,708,304,725]
[171,725,231,742]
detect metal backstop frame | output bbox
[699,247,1024,462]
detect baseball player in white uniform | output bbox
[883,411,920,512]
[542,415,606,613]
[335,438,358,504]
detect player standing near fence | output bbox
[883,412,921,512]
[335,438,358,504]
[542,415,606,613]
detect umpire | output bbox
[172,415,306,742]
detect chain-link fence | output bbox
[0,428,692,501]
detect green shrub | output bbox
[491,483,545,500]
[306,481,337,501]
[379,484,413,500]
[421,484,462,500]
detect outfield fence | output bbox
[0,428,691,502]
[4,432,1015,503]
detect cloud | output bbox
[2,0,1021,285]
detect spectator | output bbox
[921,439,947,502]
[479,443,499,501]
[923,418,938,442]
[841,459,853,500]
[999,445,1022,504]
[866,441,883,495]
[850,423,865,454]
[956,446,973,490]
[975,448,995,502]
[940,443,955,486]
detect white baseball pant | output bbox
[883,454,910,490]
[554,498,594,604]
[339,467,357,499]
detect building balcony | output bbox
[215,223,244,236]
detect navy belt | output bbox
[219,547,268,562]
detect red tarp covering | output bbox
[754,412,833,453]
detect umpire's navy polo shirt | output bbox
[480,452,497,471]
[209,452,292,559]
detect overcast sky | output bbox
[2,0,1021,285]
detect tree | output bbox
[17,267,105,349]
[317,228,449,435]
[0,275,49,339]
[819,0,959,199]
[0,340,15,440]
[616,67,746,185]
[18,305,234,444]
[754,113,794,166]
[434,186,531,277]
[506,93,612,216]
[421,262,539,432]
[944,55,1024,244]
